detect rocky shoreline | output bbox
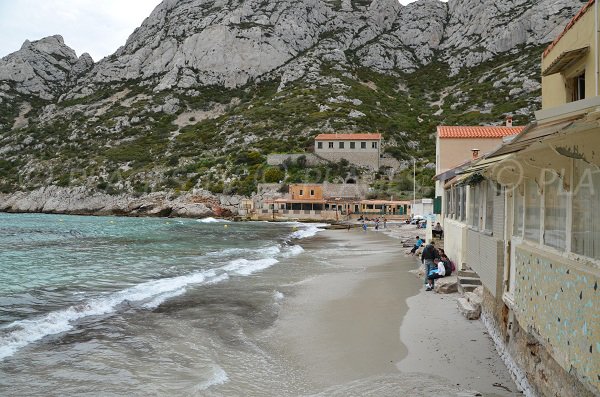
[0,186,245,219]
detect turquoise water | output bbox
[0,213,325,395]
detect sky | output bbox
[0,0,421,61]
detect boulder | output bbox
[457,297,481,320]
[434,276,459,294]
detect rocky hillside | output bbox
[0,0,586,202]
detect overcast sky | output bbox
[0,0,421,61]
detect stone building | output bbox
[314,133,382,170]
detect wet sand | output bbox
[269,228,518,396]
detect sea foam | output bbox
[0,228,307,360]
[197,217,228,223]
[194,365,230,391]
[289,223,327,239]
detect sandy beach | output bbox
[269,227,518,396]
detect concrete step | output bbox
[458,276,482,285]
[459,283,479,294]
[464,291,483,309]
[458,269,478,277]
[457,297,481,320]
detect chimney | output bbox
[506,116,513,127]
[471,149,480,159]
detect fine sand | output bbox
[269,228,518,396]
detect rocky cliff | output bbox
[0,0,586,214]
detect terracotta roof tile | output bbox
[315,133,382,140]
[437,126,524,139]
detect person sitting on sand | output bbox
[410,236,424,255]
[426,257,446,291]
[432,222,443,239]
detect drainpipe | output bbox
[596,0,599,96]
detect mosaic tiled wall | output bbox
[514,247,600,393]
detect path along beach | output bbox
[266,226,518,397]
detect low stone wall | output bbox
[266,153,324,167]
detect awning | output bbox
[451,172,474,186]
[489,116,581,157]
[542,46,589,76]
[463,154,512,173]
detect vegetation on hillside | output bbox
[0,44,545,198]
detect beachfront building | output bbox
[255,182,411,221]
[410,198,434,218]
[314,133,382,170]
[434,122,524,197]
[358,200,410,217]
[439,4,600,395]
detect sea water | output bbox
[0,213,327,395]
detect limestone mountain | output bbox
[0,0,587,200]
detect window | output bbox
[572,72,585,102]
[361,142,366,149]
[310,189,315,196]
[470,184,481,228]
[543,171,567,250]
[457,186,466,222]
[484,181,494,232]
[513,189,524,237]
[350,142,356,149]
[372,142,378,149]
[572,160,600,259]
[317,142,323,149]
[328,142,334,149]
[299,189,304,196]
[524,180,541,242]
[339,142,344,149]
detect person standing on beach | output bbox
[421,240,440,290]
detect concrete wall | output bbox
[512,244,600,395]
[316,150,380,170]
[541,4,598,110]
[443,218,468,269]
[254,209,341,222]
[437,138,505,175]
[466,229,504,297]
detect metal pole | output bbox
[413,158,416,216]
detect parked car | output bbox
[410,215,424,225]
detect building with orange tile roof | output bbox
[434,119,524,196]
